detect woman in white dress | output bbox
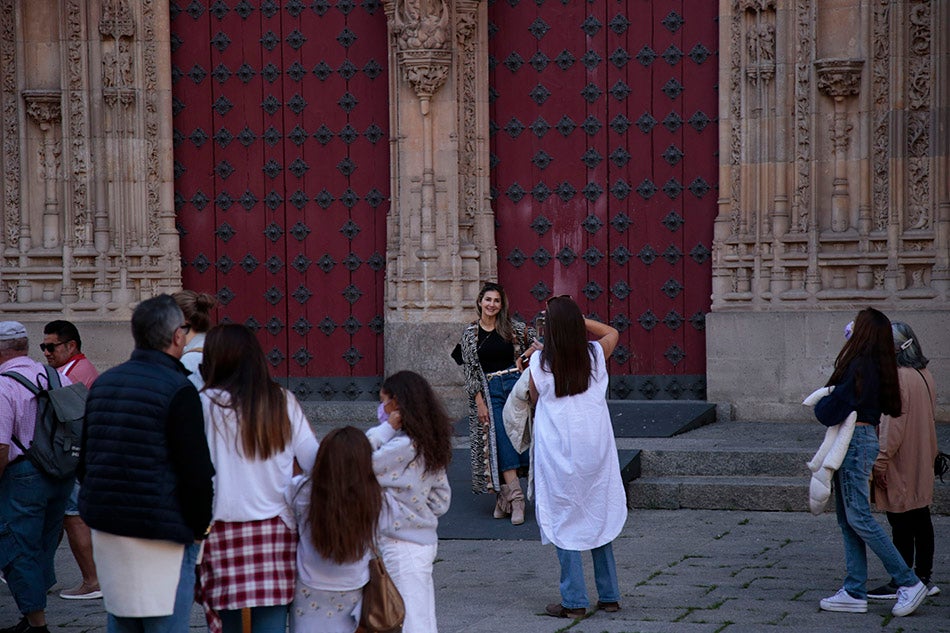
[528,295,627,619]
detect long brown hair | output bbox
[540,296,593,397]
[381,371,453,473]
[306,426,382,564]
[827,307,901,417]
[202,324,291,459]
[476,282,514,342]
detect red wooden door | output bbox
[171,0,389,400]
[489,0,717,399]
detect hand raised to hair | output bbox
[388,409,403,431]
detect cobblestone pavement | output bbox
[2,509,947,633]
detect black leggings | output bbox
[886,506,935,581]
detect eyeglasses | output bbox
[39,341,70,353]
[179,324,191,335]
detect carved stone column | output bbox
[815,59,862,234]
[382,0,493,405]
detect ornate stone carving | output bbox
[871,0,890,232]
[99,0,135,39]
[1,0,20,246]
[390,0,452,99]
[66,0,91,247]
[815,59,863,99]
[745,23,775,85]
[792,0,813,235]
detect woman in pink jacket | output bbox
[870,321,939,599]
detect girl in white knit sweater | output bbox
[368,371,453,633]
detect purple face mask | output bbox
[377,401,389,425]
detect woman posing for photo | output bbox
[458,282,539,524]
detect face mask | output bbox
[377,401,389,425]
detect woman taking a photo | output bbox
[814,308,927,617]
[528,296,627,618]
[369,370,453,633]
[869,321,939,599]
[459,282,538,524]
[288,426,381,633]
[196,324,319,633]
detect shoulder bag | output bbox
[360,544,405,633]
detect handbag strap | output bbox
[913,368,935,418]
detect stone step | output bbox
[639,448,814,478]
[628,473,950,513]
[628,475,810,512]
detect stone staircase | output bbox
[624,421,950,514]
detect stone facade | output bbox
[0,0,947,420]
[709,0,950,420]
[0,0,179,320]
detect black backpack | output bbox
[3,366,89,479]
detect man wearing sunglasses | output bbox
[41,321,100,602]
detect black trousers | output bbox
[886,506,934,581]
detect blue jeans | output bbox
[833,425,918,598]
[555,542,620,609]
[0,459,72,615]
[220,605,288,633]
[107,542,200,633]
[487,371,529,472]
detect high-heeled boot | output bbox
[509,480,525,525]
[493,484,511,519]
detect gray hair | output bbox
[891,321,928,369]
[132,294,185,351]
[0,337,27,353]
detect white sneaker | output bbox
[820,588,868,613]
[892,581,927,617]
[925,581,940,597]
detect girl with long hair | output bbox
[369,371,452,633]
[288,426,382,633]
[196,324,319,633]
[527,296,627,618]
[868,321,940,599]
[172,289,216,388]
[458,282,538,524]
[815,308,928,617]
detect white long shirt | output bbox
[529,342,627,550]
[201,388,318,523]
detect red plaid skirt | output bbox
[197,516,297,633]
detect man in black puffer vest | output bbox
[78,294,214,632]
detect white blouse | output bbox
[201,388,318,523]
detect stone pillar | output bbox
[382,0,493,408]
[709,0,950,420]
[0,0,179,322]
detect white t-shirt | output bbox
[201,388,318,523]
[529,342,627,550]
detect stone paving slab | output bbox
[2,509,947,633]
